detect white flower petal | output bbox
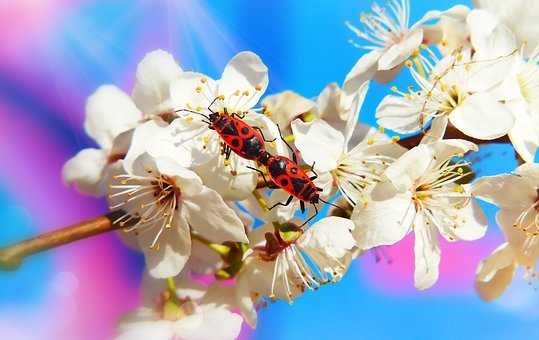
[421,116,448,144]
[515,162,539,180]
[449,92,514,140]
[435,197,488,241]
[85,85,141,149]
[170,72,218,112]
[154,157,203,197]
[384,144,433,192]
[299,216,355,259]
[475,242,517,301]
[219,51,268,110]
[140,213,191,278]
[473,0,539,57]
[413,213,441,290]
[352,182,415,249]
[507,103,539,163]
[132,49,183,115]
[123,120,170,171]
[62,148,108,196]
[182,305,243,340]
[116,308,173,340]
[376,95,423,133]
[344,50,382,94]
[291,119,344,172]
[184,186,249,244]
[472,174,536,210]
[162,118,216,167]
[497,209,539,262]
[343,81,369,148]
[261,91,315,128]
[467,9,517,58]
[194,153,257,201]
[378,29,424,71]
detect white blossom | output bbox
[352,139,487,289]
[63,50,183,196]
[116,274,243,340]
[473,0,539,57]
[376,48,515,139]
[292,81,405,205]
[107,132,248,277]
[235,217,356,327]
[423,5,471,55]
[345,0,440,89]
[168,52,289,200]
[473,163,539,300]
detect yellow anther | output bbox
[441,39,448,47]
[243,90,250,96]
[195,86,202,93]
[202,135,210,146]
[367,138,374,145]
[218,95,225,100]
[378,126,385,133]
[200,77,207,83]
[185,116,193,123]
[454,184,465,193]
[196,106,204,112]
[457,167,464,174]
[390,86,398,92]
[223,159,231,166]
[456,53,463,62]
[420,44,428,49]
[405,60,413,68]
[255,84,262,91]
[391,135,401,143]
[412,48,420,57]
[233,90,241,96]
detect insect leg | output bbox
[247,166,271,187]
[309,161,318,180]
[269,195,294,210]
[253,126,276,142]
[276,124,297,163]
[300,200,306,214]
[300,203,319,227]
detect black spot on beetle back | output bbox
[268,159,287,177]
[242,136,263,158]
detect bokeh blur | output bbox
[0,0,538,339]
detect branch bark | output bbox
[0,211,125,270]
[397,125,511,149]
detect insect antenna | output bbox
[175,108,210,120]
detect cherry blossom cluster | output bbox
[62,0,539,338]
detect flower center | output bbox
[108,170,181,250]
[412,158,472,211]
[157,290,196,322]
[346,0,410,50]
[334,152,394,206]
[512,189,539,256]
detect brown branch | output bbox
[397,124,511,149]
[0,211,125,271]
